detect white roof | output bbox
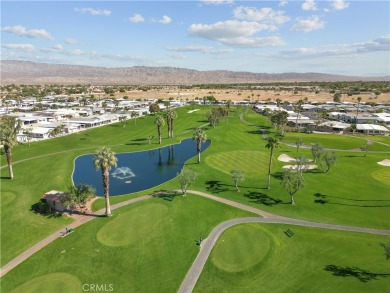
[32,127,52,134]
[356,124,389,131]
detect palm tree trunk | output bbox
[4,145,14,179]
[103,169,112,216]
[158,126,162,144]
[290,194,295,205]
[267,148,273,189]
[197,143,201,163]
[171,119,174,138]
[235,181,239,192]
[166,116,171,138]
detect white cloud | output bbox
[267,35,390,59]
[52,44,63,51]
[302,0,317,11]
[2,43,36,52]
[331,0,350,10]
[65,38,78,45]
[279,0,288,7]
[159,15,172,24]
[290,16,325,32]
[74,8,111,16]
[189,20,274,39]
[189,20,286,48]
[1,25,55,41]
[129,14,145,23]
[70,49,83,55]
[166,45,234,54]
[166,45,213,52]
[218,36,286,48]
[171,54,186,59]
[200,0,233,5]
[233,6,290,24]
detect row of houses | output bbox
[254,104,390,135]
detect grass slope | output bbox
[0,196,255,293]
[195,223,390,293]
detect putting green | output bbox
[211,224,272,273]
[371,168,390,185]
[11,272,82,293]
[205,151,270,179]
[97,203,168,247]
[1,191,16,206]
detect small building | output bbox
[42,190,66,212]
[356,124,389,135]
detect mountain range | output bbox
[1,60,389,85]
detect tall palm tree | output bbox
[355,96,362,122]
[265,137,280,189]
[93,147,118,217]
[155,115,165,144]
[193,128,207,163]
[0,116,22,179]
[170,111,178,138]
[295,99,304,130]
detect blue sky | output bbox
[1,0,389,76]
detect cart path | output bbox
[1,190,389,281]
[0,195,152,277]
[178,190,390,293]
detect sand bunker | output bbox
[283,165,318,171]
[278,154,297,162]
[187,109,200,113]
[377,159,390,167]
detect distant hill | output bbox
[1,60,389,85]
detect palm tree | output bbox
[355,96,362,122]
[265,137,280,189]
[131,111,138,125]
[93,147,118,217]
[0,116,22,179]
[155,115,165,144]
[193,128,207,163]
[170,111,178,138]
[295,99,304,130]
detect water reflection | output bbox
[73,138,210,196]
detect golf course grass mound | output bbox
[371,168,390,185]
[97,203,168,247]
[1,191,16,206]
[211,224,272,273]
[11,273,82,293]
[206,151,269,179]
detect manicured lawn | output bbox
[282,132,365,150]
[1,105,389,292]
[0,196,255,293]
[195,223,390,293]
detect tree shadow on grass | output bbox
[271,171,284,180]
[324,265,390,282]
[205,180,229,194]
[244,191,285,206]
[314,193,390,207]
[246,129,271,135]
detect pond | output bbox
[72,138,211,196]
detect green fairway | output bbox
[282,132,366,150]
[0,196,256,293]
[1,105,389,292]
[97,203,169,246]
[195,223,390,293]
[210,224,271,273]
[11,273,82,293]
[205,150,269,179]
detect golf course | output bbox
[1,105,389,292]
